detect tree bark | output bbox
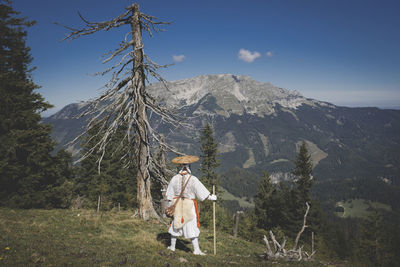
[311,231,314,255]
[234,211,240,237]
[293,202,310,251]
[97,195,101,212]
[131,3,158,220]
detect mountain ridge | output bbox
[43,74,400,203]
[148,74,329,117]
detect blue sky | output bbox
[12,0,400,116]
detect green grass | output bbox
[219,187,254,208]
[0,208,327,266]
[335,199,392,218]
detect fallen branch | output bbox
[262,202,315,261]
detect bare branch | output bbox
[293,202,310,251]
[269,230,278,252]
[139,12,172,37]
[59,9,131,42]
[263,235,272,255]
[102,40,135,64]
[262,202,314,262]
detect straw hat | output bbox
[171,155,199,164]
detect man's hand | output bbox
[208,194,217,201]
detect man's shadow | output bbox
[157,232,192,252]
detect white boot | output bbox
[192,238,205,255]
[167,236,177,252]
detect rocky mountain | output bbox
[149,74,316,116]
[43,74,400,201]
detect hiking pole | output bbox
[213,184,216,255]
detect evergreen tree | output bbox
[290,141,323,239]
[237,209,267,241]
[199,123,220,189]
[254,172,275,229]
[255,172,308,237]
[198,123,220,227]
[47,149,76,208]
[357,209,391,266]
[76,123,137,210]
[280,180,302,237]
[290,142,314,229]
[292,141,313,204]
[0,1,72,208]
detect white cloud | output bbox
[173,54,185,62]
[266,51,273,57]
[238,49,261,63]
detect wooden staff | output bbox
[213,184,216,255]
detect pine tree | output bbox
[0,1,71,208]
[292,141,313,204]
[288,142,313,229]
[254,172,274,229]
[47,149,76,208]
[357,209,391,266]
[199,123,220,189]
[77,123,137,210]
[289,141,323,240]
[198,123,220,227]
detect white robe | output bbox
[166,173,210,239]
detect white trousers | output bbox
[168,203,199,239]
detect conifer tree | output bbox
[77,123,137,210]
[290,141,323,239]
[0,1,72,208]
[198,123,220,227]
[288,142,313,229]
[254,172,274,229]
[199,123,220,189]
[47,149,76,208]
[357,209,390,266]
[254,176,294,235]
[292,141,313,204]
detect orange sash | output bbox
[193,199,200,228]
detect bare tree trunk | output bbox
[293,202,310,251]
[234,211,240,237]
[311,231,314,255]
[131,4,158,220]
[97,195,101,212]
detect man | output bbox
[166,155,217,255]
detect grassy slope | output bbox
[335,199,392,218]
[0,208,327,266]
[219,187,254,209]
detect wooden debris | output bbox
[262,202,316,261]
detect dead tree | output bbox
[262,202,316,261]
[233,211,244,237]
[58,3,185,220]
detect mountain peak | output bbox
[148,74,312,116]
